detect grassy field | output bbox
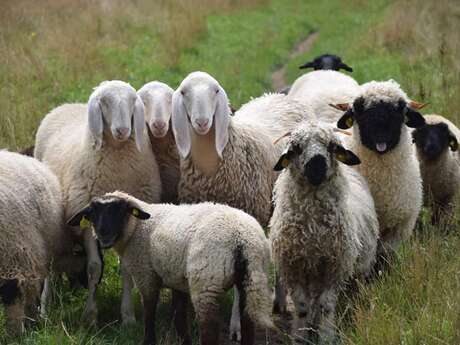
[1,0,460,344]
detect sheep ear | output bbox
[274,147,297,171]
[214,85,230,158]
[405,108,426,128]
[88,97,104,150]
[299,61,316,69]
[449,133,458,151]
[133,96,146,152]
[67,205,92,229]
[337,109,354,129]
[338,62,353,72]
[329,143,361,166]
[172,90,192,159]
[129,206,151,220]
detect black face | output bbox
[353,98,408,154]
[299,54,353,72]
[304,155,327,186]
[90,201,130,248]
[412,123,453,160]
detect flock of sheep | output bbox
[1,54,459,345]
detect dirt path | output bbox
[271,31,319,91]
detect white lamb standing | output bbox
[34,80,161,325]
[270,122,379,344]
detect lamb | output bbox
[412,114,460,225]
[334,80,426,256]
[288,70,360,123]
[138,81,180,204]
[270,122,379,344]
[67,191,273,345]
[34,80,161,325]
[0,151,84,335]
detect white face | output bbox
[179,78,220,135]
[101,92,137,142]
[139,87,173,138]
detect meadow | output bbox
[1,0,459,344]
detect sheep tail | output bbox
[234,244,274,330]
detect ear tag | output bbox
[336,152,347,162]
[346,117,354,128]
[132,208,140,217]
[79,216,91,229]
[450,140,458,151]
[281,157,290,168]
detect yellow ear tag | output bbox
[79,216,91,229]
[336,153,347,163]
[132,208,140,217]
[346,117,354,128]
[281,158,290,168]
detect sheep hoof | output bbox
[229,327,241,342]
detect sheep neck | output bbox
[189,124,220,176]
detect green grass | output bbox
[2,0,460,343]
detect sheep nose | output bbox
[152,121,166,130]
[116,127,130,138]
[195,118,209,129]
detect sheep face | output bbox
[67,196,150,249]
[172,72,230,158]
[138,82,174,138]
[274,126,360,186]
[299,54,353,72]
[337,97,425,154]
[88,81,146,151]
[412,123,458,161]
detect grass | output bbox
[1,0,460,344]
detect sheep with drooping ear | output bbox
[138,81,180,204]
[333,80,426,259]
[412,114,460,226]
[34,80,161,326]
[172,71,311,340]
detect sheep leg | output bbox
[192,288,222,345]
[82,232,102,326]
[24,280,41,326]
[291,286,315,344]
[317,289,338,345]
[273,276,287,314]
[120,260,136,325]
[0,279,25,336]
[229,286,241,341]
[142,289,159,345]
[40,278,50,319]
[172,289,191,345]
[240,304,255,345]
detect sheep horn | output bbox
[408,101,429,110]
[273,132,292,145]
[329,103,350,111]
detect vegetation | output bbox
[1,0,459,344]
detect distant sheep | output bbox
[270,122,378,344]
[138,81,180,204]
[68,191,273,345]
[335,80,426,256]
[412,114,460,225]
[34,80,161,325]
[299,54,353,72]
[0,151,84,335]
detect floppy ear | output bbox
[129,206,151,220]
[133,96,146,152]
[172,90,192,159]
[329,143,361,166]
[405,108,426,128]
[274,147,298,171]
[88,96,104,150]
[214,85,230,158]
[338,62,353,72]
[448,132,458,151]
[299,61,316,69]
[67,205,92,229]
[337,109,355,129]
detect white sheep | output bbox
[412,114,460,225]
[334,80,426,257]
[270,122,379,344]
[288,70,360,124]
[0,151,84,335]
[138,81,180,204]
[34,80,161,325]
[67,191,273,345]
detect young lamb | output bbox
[67,191,273,345]
[288,70,360,124]
[298,54,353,72]
[270,122,379,344]
[412,114,460,225]
[138,81,180,204]
[335,80,426,256]
[34,80,162,325]
[0,151,84,335]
